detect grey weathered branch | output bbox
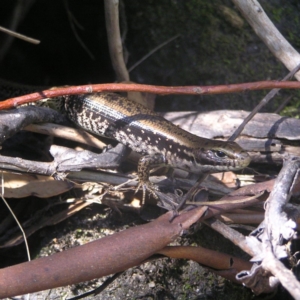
[263,159,300,253]
[0,106,66,143]
[0,143,129,176]
[232,0,300,80]
[261,159,300,298]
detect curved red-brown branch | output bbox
[1,81,300,110]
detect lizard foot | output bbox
[135,180,160,205]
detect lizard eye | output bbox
[214,150,227,158]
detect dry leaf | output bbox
[0,172,73,198]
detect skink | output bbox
[63,93,251,193]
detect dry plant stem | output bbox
[232,0,300,81]
[104,0,129,82]
[0,207,207,298]
[229,63,300,141]
[3,81,300,110]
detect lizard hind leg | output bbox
[135,153,167,205]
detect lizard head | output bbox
[191,140,251,173]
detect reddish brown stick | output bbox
[2,81,300,109]
[158,245,252,271]
[158,246,252,283]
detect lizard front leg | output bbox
[136,153,167,203]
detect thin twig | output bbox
[0,26,40,44]
[0,0,38,61]
[128,34,181,72]
[67,272,124,299]
[274,95,293,114]
[63,0,95,60]
[228,63,300,141]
